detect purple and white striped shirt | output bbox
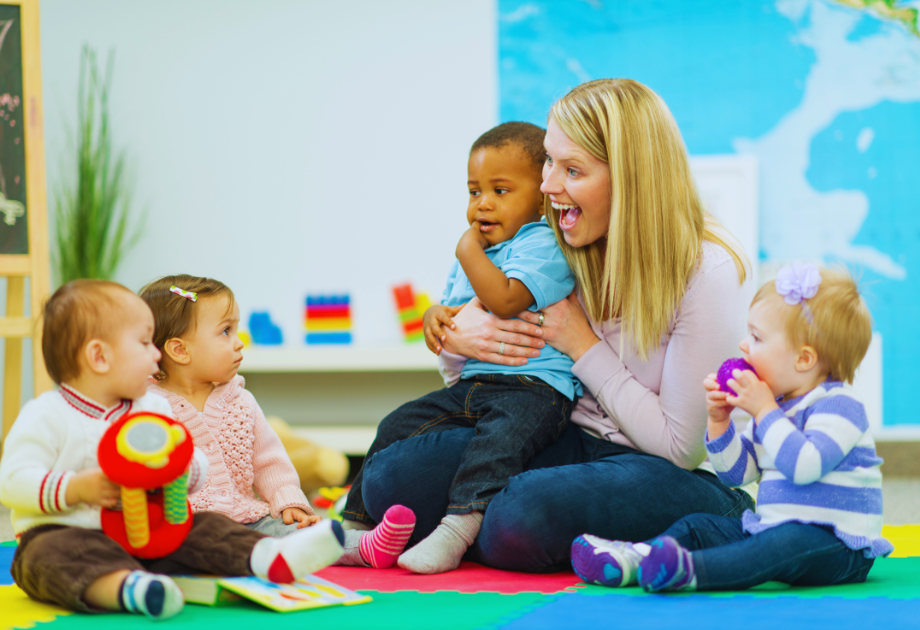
[706,380,892,558]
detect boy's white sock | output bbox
[119,571,184,619]
[250,519,345,583]
[398,511,482,574]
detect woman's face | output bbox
[541,118,612,249]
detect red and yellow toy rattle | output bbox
[97,412,194,559]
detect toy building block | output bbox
[306,332,353,344]
[249,312,283,345]
[304,317,352,331]
[305,294,353,344]
[392,283,425,342]
[416,292,433,314]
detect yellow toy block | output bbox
[304,317,353,331]
[416,292,433,314]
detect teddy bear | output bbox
[265,416,349,494]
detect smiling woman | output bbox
[542,118,611,250]
[354,78,759,573]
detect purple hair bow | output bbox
[775,262,822,323]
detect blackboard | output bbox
[0,4,27,255]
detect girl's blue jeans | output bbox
[359,422,755,572]
[658,513,876,590]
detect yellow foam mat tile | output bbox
[0,585,71,630]
[882,525,920,558]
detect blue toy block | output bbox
[249,312,283,345]
[306,332,352,344]
[306,295,350,307]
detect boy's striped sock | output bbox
[359,504,417,568]
[119,571,184,619]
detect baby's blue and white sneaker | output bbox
[638,536,697,592]
[571,534,650,587]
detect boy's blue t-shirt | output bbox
[441,220,583,400]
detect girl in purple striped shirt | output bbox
[571,263,892,592]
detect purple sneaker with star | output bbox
[637,536,696,592]
[571,534,647,587]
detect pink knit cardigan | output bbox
[149,376,313,524]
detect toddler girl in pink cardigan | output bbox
[140,274,316,537]
[140,275,416,567]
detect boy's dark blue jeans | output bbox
[343,373,574,524]
[658,513,876,590]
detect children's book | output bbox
[172,575,372,612]
[170,576,242,606]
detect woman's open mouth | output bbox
[553,201,581,231]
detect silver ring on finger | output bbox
[537,311,545,326]
[499,341,505,355]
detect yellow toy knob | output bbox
[116,415,186,469]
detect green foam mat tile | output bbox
[31,591,554,630]
[575,556,920,600]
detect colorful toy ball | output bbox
[717,358,756,397]
[97,412,194,559]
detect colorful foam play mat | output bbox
[1,525,918,630]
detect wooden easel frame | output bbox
[0,0,52,440]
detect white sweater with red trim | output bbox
[0,388,208,535]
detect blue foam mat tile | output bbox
[1,544,15,585]
[496,593,920,630]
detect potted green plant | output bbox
[53,45,142,285]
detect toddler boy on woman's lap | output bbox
[342,122,582,574]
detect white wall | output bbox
[40,0,497,345]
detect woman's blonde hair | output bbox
[546,79,748,359]
[139,274,234,380]
[752,268,871,384]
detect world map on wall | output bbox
[499,0,920,426]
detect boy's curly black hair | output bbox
[470,121,546,172]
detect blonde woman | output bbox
[354,79,756,572]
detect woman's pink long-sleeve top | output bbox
[440,241,752,470]
[149,376,313,523]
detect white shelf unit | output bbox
[237,345,445,450]
[239,344,440,373]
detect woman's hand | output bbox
[441,297,545,367]
[516,292,600,362]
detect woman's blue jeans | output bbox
[343,374,573,523]
[361,422,755,573]
[658,513,875,590]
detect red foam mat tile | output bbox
[315,561,584,594]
